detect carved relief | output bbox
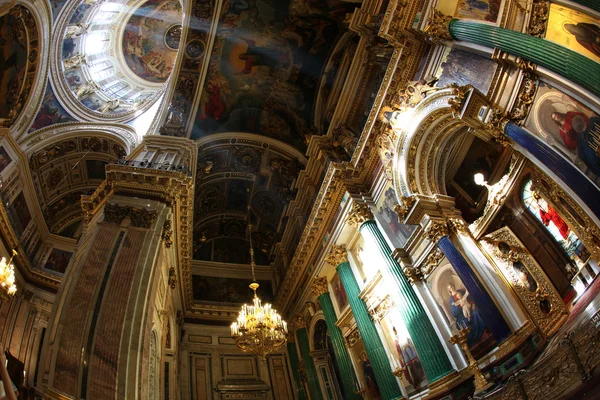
[103,203,158,228]
[162,219,173,248]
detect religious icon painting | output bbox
[427,263,496,358]
[546,4,600,64]
[524,81,600,188]
[348,338,382,400]
[330,272,348,312]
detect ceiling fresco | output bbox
[193,140,304,268]
[191,0,354,149]
[122,0,183,83]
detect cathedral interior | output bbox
[1,0,600,398]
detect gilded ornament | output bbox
[403,267,424,284]
[324,244,348,266]
[310,277,329,296]
[394,195,415,221]
[368,295,395,322]
[168,267,177,289]
[103,203,157,228]
[422,248,444,275]
[447,84,471,116]
[162,219,173,248]
[345,329,361,347]
[345,202,374,227]
[527,0,549,38]
[290,315,307,332]
[422,10,453,42]
[424,220,449,242]
[486,107,511,146]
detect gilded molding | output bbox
[402,267,424,284]
[168,267,177,290]
[345,328,361,347]
[162,218,173,248]
[424,220,449,242]
[346,202,374,227]
[421,248,444,276]
[394,195,415,221]
[103,203,157,228]
[526,0,550,38]
[290,315,307,332]
[509,61,538,123]
[422,10,453,42]
[325,244,349,266]
[367,294,395,322]
[310,277,329,297]
[447,84,472,116]
[485,107,511,146]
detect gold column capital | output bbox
[310,277,329,297]
[346,202,374,227]
[325,244,348,266]
[403,267,425,284]
[290,314,307,332]
[394,195,416,221]
[423,10,454,42]
[424,219,449,242]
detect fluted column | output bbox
[287,340,308,400]
[425,220,511,342]
[346,204,454,383]
[424,11,600,97]
[295,317,324,400]
[330,246,404,400]
[504,121,600,221]
[311,277,362,400]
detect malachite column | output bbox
[335,260,404,400]
[296,325,324,400]
[287,341,308,400]
[505,121,600,221]
[311,277,362,400]
[426,12,600,97]
[350,210,454,383]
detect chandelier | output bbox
[230,215,288,360]
[0,249,18,300]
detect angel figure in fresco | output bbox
[532,191,570,239]
[361,351,381,399]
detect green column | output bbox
[287,342,308,400]
[297,327,324,400]
[359,220,454,382]
[337,261,403,400]
[448,19,600,97]
[318,291,363,400]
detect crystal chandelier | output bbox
[0,249,18,300]
[230,215,288,360]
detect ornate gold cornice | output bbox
[421,248,444,276]
[345,202,374,227]
[447,217,470,235]
[310,277,329,297]
[367,294,395,322]
[394,195,416,221]
[103,203,157,228]
[423,10,453,42]
[402,266,424,284]
[325,244,348,266]
[424,220,449,242]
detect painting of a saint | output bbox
[546,4,600,63]
[0,13,28,119]
[428,264,494,355]
[29,87,76,132]
[0,146,12,173]
[331,272,348,311]
[392,326,425,391]
[43,249,73,274]
[524,82,600,188]
[361,351,381,400]
[453,0,502,23]
[375,183,418,248]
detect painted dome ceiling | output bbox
[122,0,182,83]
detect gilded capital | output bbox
[486,107,511,147]
[325,244,348,266]
[310,277,329,297]
[403,267,424,284]
[425,220,449,242]
[346,202,374,227]
[423,10,453,42]
[394,195,416,221]
[447,217,470,235]
[291,314,307,332]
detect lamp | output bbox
[0,249,18,300]
[473,172,487,187]
[230,210,288,360]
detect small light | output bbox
[473,173,486,186]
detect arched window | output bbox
[522,179,589,269]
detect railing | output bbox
[112,159,192,177]
[476,309,600,399]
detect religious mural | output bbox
[43,248,73,274]
[191,275,274,304]
[378,307,427,395]
[524,81,600,187]
[49,0,70,21]
[29,86,76,133]
[0,146,12,173]
[6,192,31,237]
[122,0,183,83]
[0,12,28,119]
[436,0,503,23]
[330,271,348,311]
[546,4,600,63]
[435,48,497,94]
[374,182,418,248]
[427,264,495,357]
[348,338,380,400]
[192,0,353,148]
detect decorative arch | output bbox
[392,88,469,198]
[3,1,51,137]
[308,310,326,352]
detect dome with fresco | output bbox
[58,0,182,117]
